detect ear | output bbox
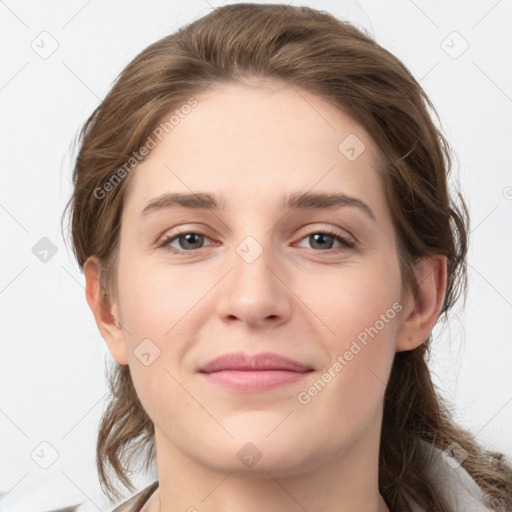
[395,255,448,352]
[83,255,128,365]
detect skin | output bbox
[85,79,447,512]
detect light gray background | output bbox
[1,0,511,510]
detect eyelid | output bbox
[157,228,217,252]
[158,224,356,254]
[292,228,356,252]
[294,224,356,245]
[156,223,215,243]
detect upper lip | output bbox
[199,352,313,373]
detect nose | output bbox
[215,237,293,329]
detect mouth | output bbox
[198,351,314,392]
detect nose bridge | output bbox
[232,231,280,300]
[216,229,292,326]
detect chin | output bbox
[191,426,321,478]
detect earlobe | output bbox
[395,255,448,352]
[83,256,129,366]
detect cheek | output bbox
[293,254,401,405]
[115,258,206,400]
[117,255,200,340]
[295,274,400,441]
[295,257,402,346]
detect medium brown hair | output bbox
[62,3,512,510]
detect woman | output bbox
[61,3,512,511]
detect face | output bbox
[110,79,407,477]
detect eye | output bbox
[295,229,355,251]
[158,228,355,254]
[159,231,214,253]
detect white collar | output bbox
[405,440,497,511]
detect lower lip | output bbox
[200,370,311,391]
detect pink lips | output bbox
[198,352,313,392]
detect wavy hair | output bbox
[62,3,512,510]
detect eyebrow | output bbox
[140,191,375,221]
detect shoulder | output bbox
[72,481,159,512]
[417,440,497,512]
[19,481,160,512]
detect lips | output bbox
[199,352,313,373]
[198,352,313,392]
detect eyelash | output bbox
[158,228,355,254]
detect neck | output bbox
[150,480,389,512]
[150,413,389,512]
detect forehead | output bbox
[123,80,385,216]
